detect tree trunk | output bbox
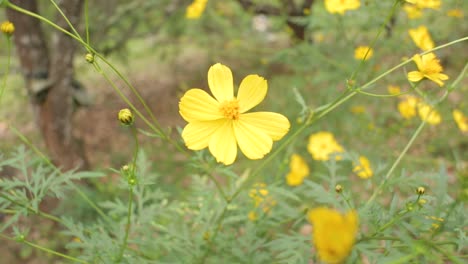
[7,0,89,171]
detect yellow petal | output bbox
[233,119,273,160]
[179,89,223,122]
[412,54,423,69]
[182,120,225,150]
[407,71,424,82]
[208,121,237,165]
[208,63,234,102]
[239,112,290,141]
[237,74,267,113]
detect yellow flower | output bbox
[417,102,441,125]
[403,4,423,19]
[118,108,134,126]
[179,63,290,165]
[387,85,401,95]
[408,26,434,51]
[350,105,366,114]
[186,0,208,19]
[407,53,449,87]
[398,96,419,119]
[307,132,344,161]
[353,156,373,179]
[0,21,15,36]
[453,109,468,132]
[354,46,373,61]
[286,154,309,186]
[324,0,360,15]
[447,9,464,18]
[308,207,358,264]
[412,0,441,9]
[249,183,276,213]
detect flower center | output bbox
[219,99,240,120]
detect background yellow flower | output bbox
[354,46,373,60]
[308,207,358,264]
[452,110,468,132]
[417,102,441,125]
[179,63,290,165]
[325,0,360,15]
[353,156,373,179]
[398,96,419,119]
[286,154,309,186]
[307,132,344,161]
[408,26,435,51]
[186,0,208,19]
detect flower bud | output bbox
[335,184,343,193]
[85,53,94,63]
[118,108,134,126]
[416,186,425,195]
[1,21,15,36]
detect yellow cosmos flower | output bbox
[403,4,423,19]
[412,0,441,9]
[353,156,373,179]
[452,109,468,132]
[354,46,373,61]
[325,0,360,15]
[286,154,309,186]
[308,207,358,264]
[407,53,449,87]
[418,102,441,125]
[186,0,208,19]
[387,85,401,95]
[398,96,419,119]
[179,63,290,165]
[307,132,344,161]
[447,9,464,18]
[408,26,434,51]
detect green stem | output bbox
[84,0,90,44]
[0,37,11,105]
[0,234,89,264]
[117,187,134,262]
[48,0,83,41]
[364,120,426,210]
[0,193,62,223]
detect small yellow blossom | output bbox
[416,186,425,195]
[286,154,310,186]
[350,105,366,114]
[248,211,258,221]
[249,183,276,213]
[453,109,468,132]
[308,207,358,264]
[353,156,373,179]
[307,132,344,161]
[324,0,360,15]
[186,0,208,19]
[447,9,464,18]
[417,102,441,125]
[387,85,401,95]
[398,96,419,119]
[412,0,441,10]
[354,46,373,61]
[403,4,423,19]
[0,21,15,36]
[179,63,290,165]
[407,53,449,87]
[408,26,434,51]
[118,108,134,126]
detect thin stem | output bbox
[0,234,89,264]
[364,120,426,210]
[84,0,90,44]
[0,193,62,223]
[0,37,12,105]
[8,125,112,223]
[117,187,134,262]
[356,90,410,98]
[48,0,83,41]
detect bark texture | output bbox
[7,0,88,170]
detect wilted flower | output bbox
[407,53,449,87]
[179,63,290,165]
[452,109,468,132]
[307,132,344,161]
[354,46,373,61]
[286,154,309,186]
[308,207,358,264]
[353,156,373,179]
[324,0,360,15]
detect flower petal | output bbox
[239,112,290,141]
[407,71,424,82]
[179,89,223,122]
[208,121,237,165]
[237,74,267,113]
[182,120,225,150]
[234,119,273,160]
[208,63,234,102]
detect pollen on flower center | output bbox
[219,99,240,120]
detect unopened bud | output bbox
[85,53,94,63]
[416,187,425,195]
[0,21,15,36]
[118,108,134,126]
[335,184,343,193]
